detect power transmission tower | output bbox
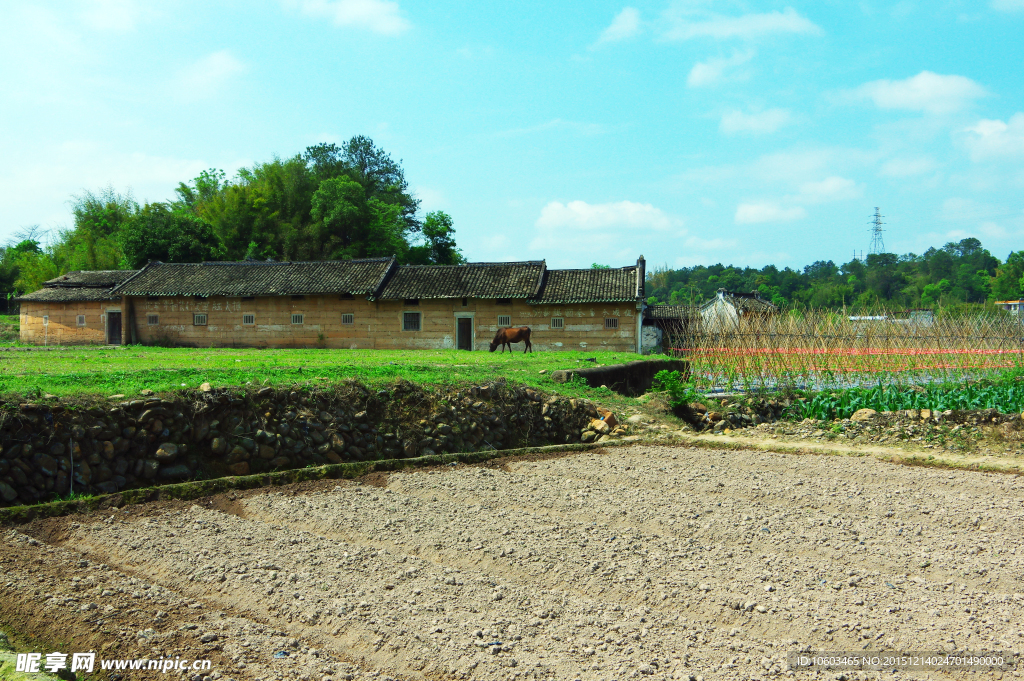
[868,207,885,255]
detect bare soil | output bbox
[2,442,1024,681]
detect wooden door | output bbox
[107,311,122,345]
[457,317,472,350]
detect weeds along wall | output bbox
[0,381,599,508]
[129,295,638,352]
[667,307,1024,391]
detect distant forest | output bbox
[0,136,465,306]
[645,238,1024,312]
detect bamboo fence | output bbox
[665,307,1024,392]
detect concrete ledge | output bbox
[551,359,689,396]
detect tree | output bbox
[591,263,611,269]
[921,279,952,307]
[175,169,226,214]
[407,211,465,265]
[992,251,1024,300]
[340,136,420,232]
[309,176,369,259]
[119,203,219,268]
[65,187,137,270]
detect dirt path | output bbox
[3,443,1024,680]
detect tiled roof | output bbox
[376,262,546,300]
[645,305,696,320]
[16,269,137,303]
[113,259,396,297]
[529,267,640,304]
[16,286,121,303]
[43,270,137,288]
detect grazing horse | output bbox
[490,326,532,353]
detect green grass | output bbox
[0,346,651,399]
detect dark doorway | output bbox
[457,317,472,350]
[107,311,122,345]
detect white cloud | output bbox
[879,156,938,177]
[536,200,678,232]
[530,200,681,266]
[686,50,753,87]
[663,6,822,40]
[850,70,987,114]
[593,7,642,47]
[991,0,1024,11]
[734,202,807,224]
[285,0,410,35]
[719,108,792,134]
[172,50,246,101]
[962,113,1024,161]
[794,176,862,204]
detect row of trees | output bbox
[1,137,465,307]
[646,237,1024,311]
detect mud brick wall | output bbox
[26,293,639,352]
[19,301,114,345]
[0,381,600,508]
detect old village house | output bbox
[18,257,647,352]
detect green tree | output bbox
[309,175,369,259]
[119,203,219,268]
[407,211,465,265]
[65,187,137,270]
[992,251,1024,300]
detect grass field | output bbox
[0,345,647,399]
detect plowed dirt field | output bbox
[3,444,1023,681]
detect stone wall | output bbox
[0,381,601,508]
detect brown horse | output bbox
[490,326,532,353]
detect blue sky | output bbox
[2,0,1023,270]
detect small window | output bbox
[605,317,619,329]
[291,313,304,325]
[341,313,354,325]
[461,297,468,307]
[291,295,305,301]
[241,296,255,301]
[497,315,511,327]
[404,298,420,306]
[550,317,564,329]
[193,295,205,301]
[146,314,159,326]
[496,298,512,306]
[77,315,86,327]
[339,292,354,300]
[146,296,159,301]
[242,314,255,325]
[403,311,421,331]
[193,313,208,326]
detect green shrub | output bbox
[652,370,703,408]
